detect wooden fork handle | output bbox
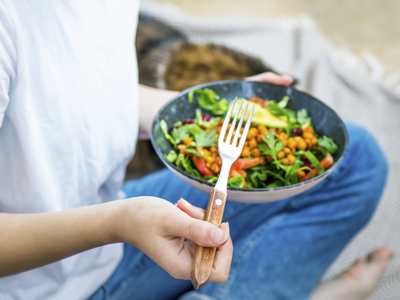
[191,188,227,289]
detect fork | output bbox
[191,98,255,289]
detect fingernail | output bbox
[226,222,230,235]
[179,198,191,206]
[211,228,228,244]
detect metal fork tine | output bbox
[226,100,243,145]
[218,98,237,145]
[238,105,255,149]
[232,102,249,147]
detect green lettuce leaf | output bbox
[164,150,177,163]
[160,120,176,146]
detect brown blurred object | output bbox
[125,141,165,181]
[144,0,400,78]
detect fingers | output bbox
[164,209,229,248]
[176,198,205,220]
[209,222,233,283]
[365,247,393,278]
[245,72,293,86]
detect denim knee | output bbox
[343,123,388,224]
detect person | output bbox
[0,1,392,300]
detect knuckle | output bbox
[214,270,229,283]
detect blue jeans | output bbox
[89,124,388,300]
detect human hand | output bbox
[246,72,293,86]
[114,197,233,282]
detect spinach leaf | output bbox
[297,109,311,129]
[318,136,338,154]
[304,151,325,175]
[203,176,218,183]
[228,175,245,188]
[189,89,229,115]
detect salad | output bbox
[160,88,338,189]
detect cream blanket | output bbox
[141,2,400,298]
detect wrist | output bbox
[107,198,141,246]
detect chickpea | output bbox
[303,126,314,134]
[242,181,247,188]
[249,138,258,149]
[305,138,313,148]
[240,127,244,133]
[281,158,290,165]
[281,139,288,147]
[277,151,285,160]
[206,156,215,164]
[297,140,307,150]
[277,128,283,134]
[258,124,267,133]
[258,156,266,165]
[312,137,318,146]
[183,136,193,145]
[217,126,222,133]
[283,147,291,155]
[303,132,314,140]
[210,146,218,153]
[287,139,297,149]
[265,155,274,162]
[206,126,214,132]
[257,135,264,143]
[210,163,220,173]
[278,132,288,141]
[251,127,259,135]
[287,154,296,165]
[297,170,305,181]
[297,170,305,177]
[251,148,261,157]
[269,128,277,134]
[241,147,251,157]
[206,162,212,168]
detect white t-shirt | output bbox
[0,1,139,299]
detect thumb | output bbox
[165,210,229,247]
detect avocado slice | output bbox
[232,99,287,128]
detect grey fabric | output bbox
[141,2,400,299]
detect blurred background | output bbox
[142,0,400,78]
[127,0,400,179]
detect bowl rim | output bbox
[150,79,349,193]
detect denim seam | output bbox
[211,213,286,300]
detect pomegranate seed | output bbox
[292,127,303,136]
[301,154,309,162]
[169,125,181,132]
[182,119,195,125]
[202,114,211,121]
[304,162,314,169]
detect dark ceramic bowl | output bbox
[151,80,348,203]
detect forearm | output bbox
[138,84,179,140]
[0,200,124,277]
